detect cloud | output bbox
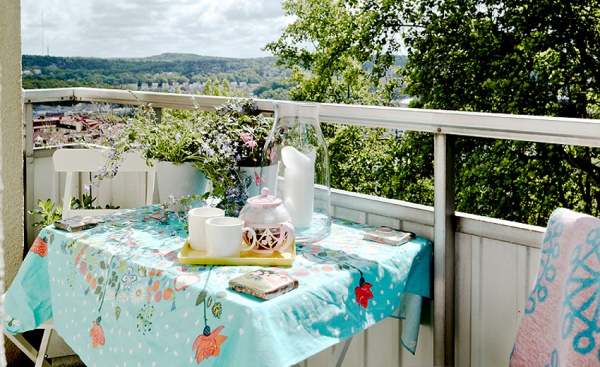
[21,0,288,58]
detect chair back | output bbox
[52,149,156,218]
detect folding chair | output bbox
[53,148,156,218]
[4,148,155,366]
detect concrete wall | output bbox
[0,0,25,364]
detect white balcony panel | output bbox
[455,233,541,367]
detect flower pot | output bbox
[238,163,279,198]
[156,162,208,202]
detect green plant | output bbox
[190,98,275,215]
[29,195,121,229]
[98,95,209,181]
[71,194,120,210]
[28,198,62,227]
[101,96,274,216]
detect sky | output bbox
[21,0,290,59]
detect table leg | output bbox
[329,337,352,367]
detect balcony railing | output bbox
[23,88,600,366]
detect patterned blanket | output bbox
[510,208,600,366]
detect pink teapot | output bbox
[238,187,295,254]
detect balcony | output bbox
[12,87,600,366]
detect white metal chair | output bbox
[4,149,156,366]
[2,294,53,367]
[53,148,156,218]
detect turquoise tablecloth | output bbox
[5,205,431,367]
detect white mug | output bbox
[205,217,258,257]
[188,207,225,251]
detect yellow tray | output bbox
[177,240,296,266]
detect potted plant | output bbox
[187,98,277,215]
[99,99,209,204]
[99,96,276,216]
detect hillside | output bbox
[21,53,293,99]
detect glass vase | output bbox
[261,101,332,243]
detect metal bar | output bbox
[153,107,162,124]
[22,88,600,147]
[433,133,456,366]
[35,328,52,367]
[24,102,35,252]
[330,188,434,227]
[329,337,352,367]
[456,212,545,249]
[317,103,600,147]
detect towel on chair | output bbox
[510,208,600,366]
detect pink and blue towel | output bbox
[510,208,600,366]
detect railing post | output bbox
[433,132,456,366]
[153,107,162,124]
[23,101,35,251]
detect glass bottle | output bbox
[261,101,332,242]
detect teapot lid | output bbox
[246,187,282,209]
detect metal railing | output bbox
[23,87,600,366]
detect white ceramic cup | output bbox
[188,207,225,251]
[205,217,258,257]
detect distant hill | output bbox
[21,52,407,100]
[141,53,253,62]
[21,53,293,99]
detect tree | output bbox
[402,0,600,118]
[264,0,402,105]
[202,78,235,97]
[401,0,600,224]
[266,0,600,225]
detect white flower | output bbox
[130,283,146,305]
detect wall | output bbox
[0,0,25,364]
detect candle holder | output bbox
[261,101,332,243]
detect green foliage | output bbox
[99,95,210,182]
[22,54,292,98]
[326,125,434,203]
[264,0,407,104]
[401,0,600,118]
[189,99,274,216]
[28,195,121,229]
[28,198,62,228]
[252,78,293,100]
[71,194,120,211]
[101,97,272,216]
[268,0,600,226]
[398,0,600,225]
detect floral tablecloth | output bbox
[4,205,432,367]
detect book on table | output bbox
[229,269,299,300]
[54,216,104,232]
[363,226,415,246]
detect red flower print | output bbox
[192,325,227,364]
[90,318,105,348]
[354,277,373,309]
[31,237,48,257]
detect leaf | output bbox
[196,291,207,306]
[212,302,222,318]
[115,306,121,320]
